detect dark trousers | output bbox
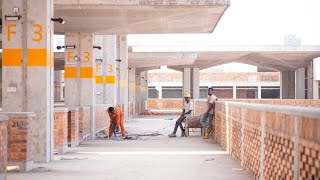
[173,116,186,134]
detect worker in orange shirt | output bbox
[107,107,126,138]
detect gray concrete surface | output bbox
[8,116,252,180]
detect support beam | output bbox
[280,71,295,99]
[183,68,191,95]
[192,68,200,99]
[295,68,305,99]
[2,0,54,162]
[258,86,262,99]
[233,86,237,99]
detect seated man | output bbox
[200,87,218,139]
[168,93,193,137]
[107,107,126,138]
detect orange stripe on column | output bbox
[96,76,103,84]
[2,49,22,66]
[105,76,115,84]
[65,67,77,78]
[80,67,93,78]
[27,48,48,66]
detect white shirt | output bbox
[183,101,193,117]
[207,95,218,114]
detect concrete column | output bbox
[313,81,319,99]
[183,68,191,95]
[54,71,63,101]
[192,68,200,99]
[135,71,141,115]
[117,35,129,121]
[156,85,162,99]
[233,86,237,99]
[64,32,96,139]
[295,68,305,99]
[129,68,136,117]
[94,35,117,105]
[280,71,295,99]
[307,63,313,99]
[258,86,262,99]
[2,0,54,162]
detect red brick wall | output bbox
[236,89,257,99]
[7,113,35,171]
[54,109,68,154]
[68,108,79,147]
[148,99,183,110]
[0,116,8,179]
[95,105,109,133]
[79,106,91,140]
[149,72,280,83]
[214,101,320,179]
[212,89,233,99]
[225,99,320,108]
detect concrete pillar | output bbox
[280,71,295,99]
[117,35,129,121]
[54,71,63,101]
[129,68,136,117]
[192,68,200,99]
[233,86,237,99]
[2,0,54,162]
[313,58,320,99]
[183,68,191,95]
[258,86,262,99]
[295,68,305,99]
[64,32,96,139]
[313,81,319,99]
[156,85,162,99]
[307,63,313,99]
[94,35,117,105]
[135,71,141,115]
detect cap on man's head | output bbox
[184,93,191,98]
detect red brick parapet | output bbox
[1,112,35,172]
[79,106,91,141]
[68,108,79,147]
[215,101,320,179]
[224,99,320,108]
[0,115,8,180]
[54,108,68,154]
[95,105,109,134]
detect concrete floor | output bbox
[8,116,252,180]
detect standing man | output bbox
[107,107,126,138]
[200,87,218,139]
[168,93,193,137]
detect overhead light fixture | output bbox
[5,15,21,21]
[57,45,76,50]
[93,46,102,50]
[95,59,103,62]
[141,77,144,79]
[128,68,132,70]
[115,59,121,62]
[51,17,65,24]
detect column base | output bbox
[8,160,34,172]
[54,144,68,154]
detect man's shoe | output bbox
[203,132,209,139]
[168,133,177,137]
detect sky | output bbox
[128,0,320,50]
